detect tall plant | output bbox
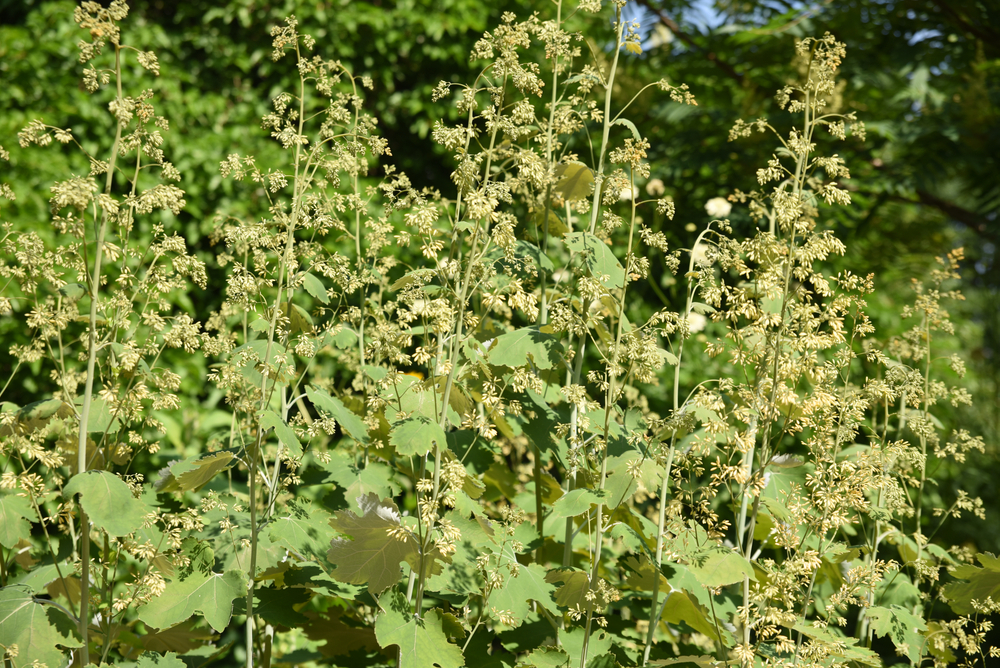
[0,2,995,668]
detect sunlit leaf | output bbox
[136,651,186,668]
[260,409,303,457]
[488,326,564,370]
[564,232,625,291]
[64,470,151,536]
[685,547,755,588]
[391,416,446,457]
[866,605,927,665]
[612,117,641,140]
[301,271,329,304]
[138,569,244,632]
[0,493,33,549]
[553,162,594,201]
[155,451,234,493]
[375,590,465,668]
[0,585,81,668]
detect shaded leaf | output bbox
[942,552,1000,615]
[301,608,379,658]
[307,386,369,445]
[140,620,214,654]
[327,493,418,595]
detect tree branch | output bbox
[634,0,745,84]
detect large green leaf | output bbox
[488,326,564,370]
[488,558,559,623]
[553,162,595,201]
[866,605,927,665]
[545,569,594,611]
[327,493,418,595]
[686,547,756,588]
[391,416,447,457]
[0,585,81,668]
[267,498,334,561]
[307,386,369,445]
[375,591,465,668]
[547,489,603,522]
[155,451,234,493]
[660,589,721,641]
[942,552,1000,614]
[137,568,244,632]
[519,646,569,668]
[561,626,611,668]
[0,493,33,549]
[564,232,625,291]
[63,470,150,536]
[136,651,186,668]
[301,271,330,304]
[260,409,303,457]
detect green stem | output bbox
[75,44,124,665]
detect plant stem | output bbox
[74,44,124,665]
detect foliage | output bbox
[0,1,997,668]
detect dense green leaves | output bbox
[0,1,996,667]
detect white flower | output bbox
[687,312,707,333]
[620,185,640,201]
[705,196,732,218]
[645,178,665,197]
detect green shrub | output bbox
[0,2,995,667]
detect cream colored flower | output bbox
[705,196,732,218]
